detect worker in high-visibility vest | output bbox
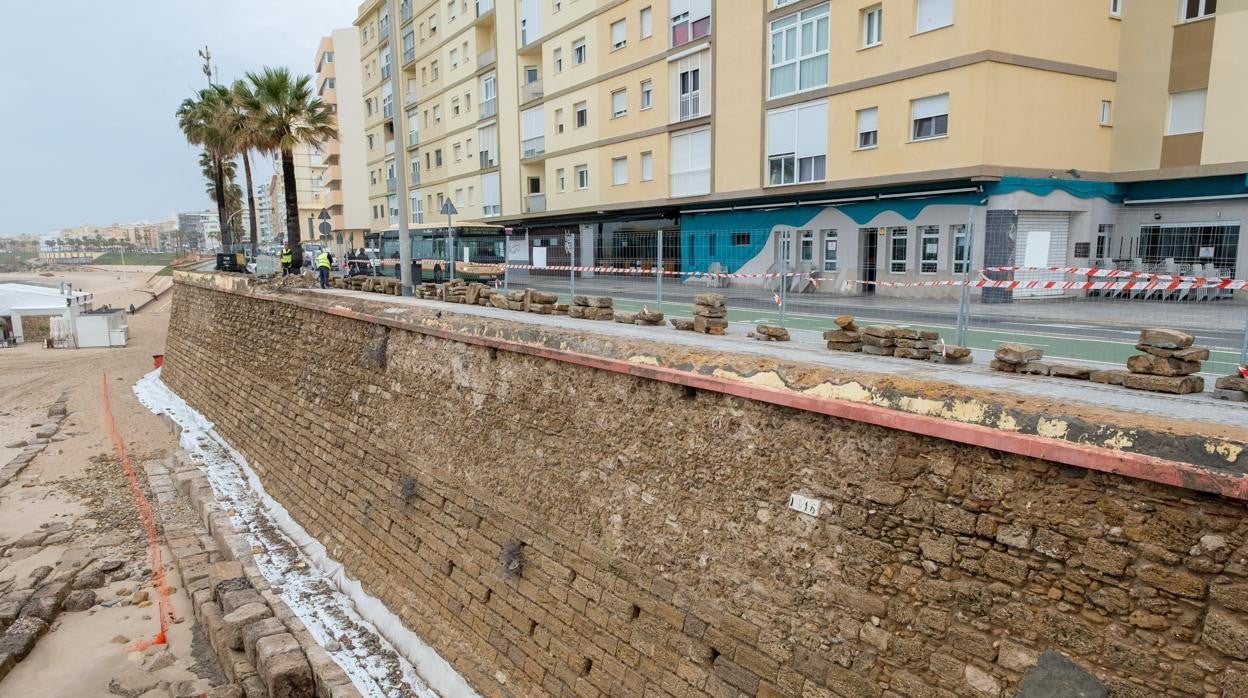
[279,245,293,276]
[315,249,334,289]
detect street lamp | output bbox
[440,199,458,281]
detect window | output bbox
[919,225,939,273]
[916,0,953,33]
[641,151,653,181]
[454,188,464,206]
[555,108,565,133]
[1167,89,1206,134]
[670,127,711,197]
[1096,224,1113,260]
[889,227,909,273]
[465,93,471,111]
[641,79,653,109]
[573,38,586,65]
[1074,242,1091,258]
[733,232,751,246]
[670,0,711,47]
[429,13,438,33]
[527,177,541,195]
[800,230,814,262]
[448,0,456,18]
[612,157,628,185]
[769,4,829,98]
[775,0,798,6]
[524,65,538,83]
[556,168,566,192]
[433,104,442,123]
[952,224,969,273]
[453,143,462,161]
[911,93,949,140]
[553,0,561,12]
[1181,0,1215,20]
[421,67,427,84]
[766,100,827,186]
[611,89,627,117]
[574,101,588,128]
[640,7,653,38]
[857,107,878,149]
[1100,100,1113,126]
[435,149,443,166]
[431,60,440,80]
[822,230,837,271]
[611,20,627,50]
[367,134,376,149]
[1110,0,1122,17]
[575,164,589,190]
[862,5,882,47]
[450,48,459,68]
[554,47,563,73]
[411,194,424,224]
[371,170,378,184]
[482,171,501,216]
[452,97,460,115]
[678,65,701,120]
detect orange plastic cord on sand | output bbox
[101,373,173,649]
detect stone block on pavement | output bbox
[221,589,266,615]
[669,317,694,331]
[1138,328,1195,350]
[1214,375,1248,393]
[255,632,314,698]
[242,616,288,665]
[223,602,275,650]
[1126,354,1201,376]
[1121,373,1205,395]
[994,342,1043,365]
[0,616,48,660]
[693,293,725,308]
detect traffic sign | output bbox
[318,221,331,236]
[318,209,331,221]
[440,200,458,216]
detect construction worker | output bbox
[315,249,334,289]
[280,245,293,276]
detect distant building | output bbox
[257,183,274,242]
[317,29,371,255]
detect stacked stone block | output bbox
[823,315,862,352]
[692,294,727,335]
[568,295,614,320]
[1119,328,1207,394]
[1214,373,1248,402]
[991,343,1043,373]
[753,324,790,342]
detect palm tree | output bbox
[199,151,243,224]
[224,81,264,256]
[176,86,234,250]
[247,67,336,267]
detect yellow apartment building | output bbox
[354,0,1247,300]
[316,30,373,255]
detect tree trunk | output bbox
[242,150,259,256]
[213,155,231,251]
[281,147,303,267]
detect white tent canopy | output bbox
[0,283,94,345]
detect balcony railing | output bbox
[521,136,545,159]
[520,79,543,104]
[408,130,419,146]
[477,47,497,69]
[385,140,396,156]
[410,168,420,185]
[526,193,546,213]
[670,168,711,198]
[387,178,397,193]
[383,102,394,118]
[381,64,392,80]
[403,47,415,64]
[379,23,391,41]
[400,2,412,22]
[476,0,494,17]
[679,91,701,121]
[479,149,497,167]
[480,97,497,118]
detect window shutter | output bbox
[766,108,796,157]
[521,106,544,139]
[858,107,878,133]
[911,93,948,121]
[796,101,827,158]
[1167,90,1207,134]
[916,0,953,32]
[611,21,626,46]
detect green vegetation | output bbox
[92,252,179,267]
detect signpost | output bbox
[440,199,458,281]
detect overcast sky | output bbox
[0,1,356,236]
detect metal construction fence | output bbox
[487,227,1248,376]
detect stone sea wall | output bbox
[161,277,1248,698]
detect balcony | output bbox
[477,47,496,70]
[400,2,412,22]
[480,97,497,118]
[679,91,701,121]
[521,136,545,158]
[404,92,419,106]
[520,79,543,104]
[385,140,396,156]
[379,23,391,42]
[476,0,494,17]
[479,149,497,168]
[383,102,394,118]
[526,193,546,213]
[403,47,415,64]
[381,64,392,80]
[410,168,421,185]
[387,178,397,193]
[408,130,419,146]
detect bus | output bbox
[366,223,506,283]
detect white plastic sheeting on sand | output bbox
[134,369,481,698]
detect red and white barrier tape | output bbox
[983,265,1238,283]
[862,277,1247,290]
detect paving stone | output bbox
[0,616,48,660]
[63,589,96,611]
[220,588,265,615]
[994,342,1042,364]
[255,633,314,698]
[1138,327,1194,350]
[223,602,274,650]
[242,616,288,665]
[73,566,106,590]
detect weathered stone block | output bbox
[1088,369,1129,385]
[1126,354,1201,376]
[693,293,725,308]
[1135,564,1206,598]
[862,324,898,338]
[862,345,894,356]
[1049,364,1092,379]
[223,602,275,650]
[823,329,859,343]
[242,616,288,665]
[255,633,314,698]
[1215,375,1248,393]
[862,334,896,348]
[221,588,266,615]
[613,311,639,324]
[1203,607,1248,659]
[669,317,694,331]
[989,359,1016,372]
[1081,539,1132,576]
[994,343,1042,365]
[0,616,47,660]
[826,341,862,352]
[1134,344,1210,361]
[1120,373,1204,394]
[1138,327,1194,349]
[694,315,727,335]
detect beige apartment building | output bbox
[354,0,1247,299]
[316,30,373,255]
[276,144,329,245]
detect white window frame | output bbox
[915,0,954,34]
[911,93,949,141]
[611,19,627,50]
[1100,100,1113,126]
[821,229,838,272]
[554,47,563,73]
[641,151,653,181]
[612,156,628,185]
[575,164,589,190]
[889,227,909,273]
[574,101,588,128]
[1167,89,1207,135]
[1180,0,1215,20]
[573,38,587,65]
[768,3,830,99]
[918,225,940,274]
[766,100,828,187]
[640,7,653,39]
[856,107,878,149]
[677,65,701,121]
[862,5,882,48]
[641,79,653,109]
[952,224,969,273]
[1109,0,1122,17]
[556,168,566,192]
[611,89,628,118]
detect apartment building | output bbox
[354,0,1247,297]
[283,143,329,244]
[317,30,373,255]
[257,183,274,242]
